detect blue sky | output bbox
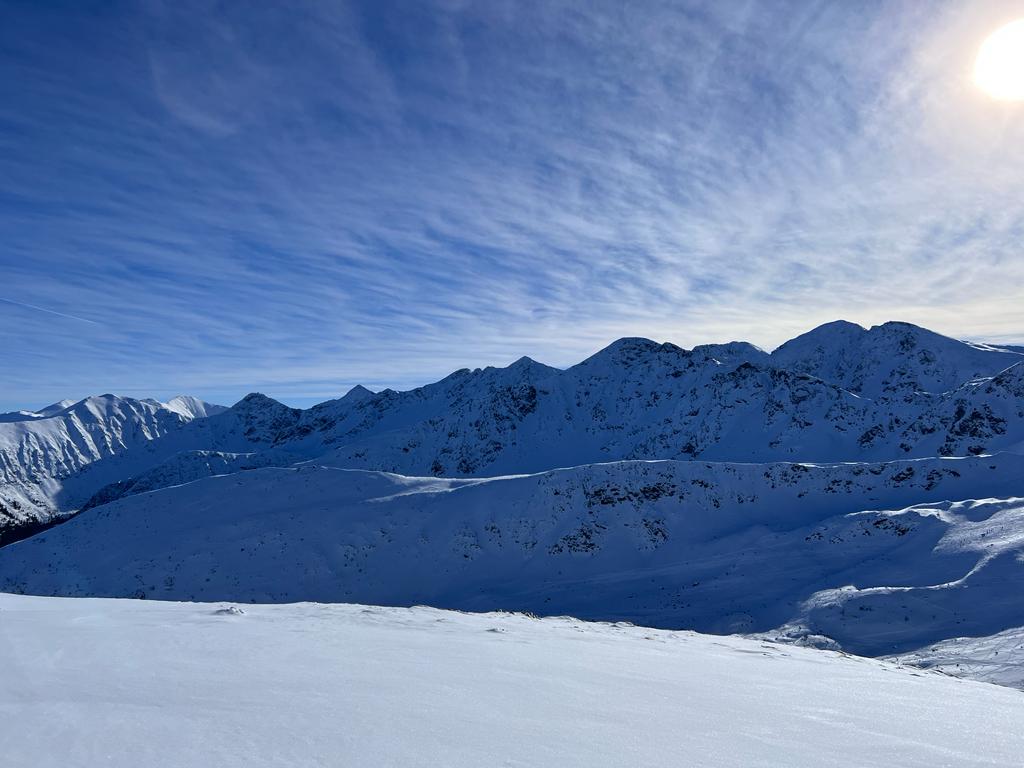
[1,0,1023,411]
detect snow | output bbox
[0,395,210,528]
[156,395,228,420]
[256,321,1024,476]
[0,400,78,423]
[1,592,1022,768]
[4,320,1024,536]
[771,320,1024,398]
[2,319,1024,699]
[888,626,1024,690]
[0,394,250,532]
[4,455,1024,659]
[340,383,375,401]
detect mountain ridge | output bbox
[2,318,1023,683]
[2,320,1022,536]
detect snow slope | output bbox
[5,454,1023,657]
[769,494,1024,655]
[771,320,1024,399]
[153,395,226,420]
[1,593,1022,768]
[888,626,1024,690]
[221,324,1024,475]
[1,319,1022,699]
[77,449,302,512]
[0,395,224,535]
[6,321,1023,530]
[150,326,1020,483]
[0,400,76,423]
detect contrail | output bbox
[0,297,102,325]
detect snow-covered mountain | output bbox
[243,329,1024,476]
[270,324,1024,476]
[893,361,1024,456]
[771,320,1024,399]
[3,593,1022,768]
[0,399,77,423]
[3,319,1023,676]
[153,395,225,420]
[76,449,301,512]
[5,453,1024,660]
[0,395,225,538]
[4,321,1023,536]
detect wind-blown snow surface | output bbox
[5,454,1024,657]
[1,594,1022,768]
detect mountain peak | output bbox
[232,393,287,411]
[690,341,769,368]
[872,320,923,331]
[36,399,76,416]
[161,396,227,419]
[341,385,375,402]
[818,319,866,332]
[772,319,1024,398]
[505,356,560,376]
[71,394,140,420]
[577,337,685,368]
[773,320,865,352]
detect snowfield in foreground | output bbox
[1,594,1023,768]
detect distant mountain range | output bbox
[2,319,1024,676]
[3,319,1021,534]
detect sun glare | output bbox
[974,19,1024,100]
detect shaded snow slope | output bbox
[5,455,1024,657]
[1,594,1022,768]
[767,494,1024,655]
[77,449,302,512]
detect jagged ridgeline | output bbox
[2,320,1024,663]
[2,320,1022,537]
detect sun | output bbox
[974,19,1024,100]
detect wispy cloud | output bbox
[1,0,1022,411]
